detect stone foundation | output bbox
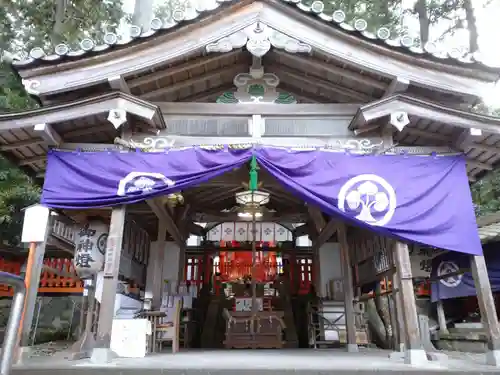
[0,296,82,345]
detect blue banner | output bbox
[431,243,500,301]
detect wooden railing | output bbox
[51,217,76,245]
[0,258,83,297]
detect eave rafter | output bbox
[0,92,166,132]
[350,94,500,134]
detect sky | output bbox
[121,0,500,105]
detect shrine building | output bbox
[2,0,500,370]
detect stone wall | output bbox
[0,296,82,345]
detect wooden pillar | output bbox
[90,205,126,364]
[392,271,406,352]
[337,224,358,352]
[177,244,186,292]
[470,255,500,366]
[393,241,427,364]
[385,275,399,350]
[145,219,166,309]
[436,300,449,335]
[19,208,53,354]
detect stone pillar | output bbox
[393,242,427,365]
[470,255,500,366]
[337,224,358,352]
[145,219,167,309]
[90,205,126,364]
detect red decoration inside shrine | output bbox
[218,250,279,282]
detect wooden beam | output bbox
[146,197,183,246]
[192,211,309,223]
[351,95,500,135]
[315,218,339,248]
[271,50,387,91]
[467,159,493,171]
[337,223,358,352]
[108,75,131,94]
[393,241,427,364]
[293,224,310,237]
[155,102,362,117]
[33,123,62,146]
[383,77,409,98]
[18,155,45,166]
[179,84,235,103]
[307,204,326,234]
[140,64,247,100]
[466,142,500,154]
[0,138,44,151]
[128,51,241,89]
[402,128,450,143]
[188,222,205,237]
[0,93,160,132]
[278,83,332,104]
[270,65,372,102]
[92,205,126,361]
[470,254,500,366]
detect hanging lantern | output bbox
[73,220,108,279]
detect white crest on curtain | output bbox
[338,174,396,227]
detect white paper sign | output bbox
[21,204,50,243]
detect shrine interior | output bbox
[55,160,416,352]
[2,0,500,367]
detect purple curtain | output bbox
[42,148,252,208]
[41,147,482,255]
[257,148,481,256]
[431,243,500,301]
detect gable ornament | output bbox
[206,22,312,57]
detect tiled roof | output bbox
[9,0,500,73]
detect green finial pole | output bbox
[249,155,258,191]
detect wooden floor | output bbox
[10,348,500,375]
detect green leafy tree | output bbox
[0,0,126,245]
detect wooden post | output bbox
[18,213,53,355]
[393,241,427,364]
[436,300,449,335]
[385,275,398,350]
[392,271,406,352]
[470,255,500,366]
[337,224,358,352]
[90,205,126,364]
[145,219,167,309]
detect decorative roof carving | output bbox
[9,0,499,71]
[206,22,311,57]
[216,58,297,104]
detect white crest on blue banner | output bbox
[117,172,175,196]
[437,261,463,288]
[337,174,396,226]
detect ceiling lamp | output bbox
[238,211,263,218]
[235,190,270,206]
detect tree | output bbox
[0,0,126,245]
